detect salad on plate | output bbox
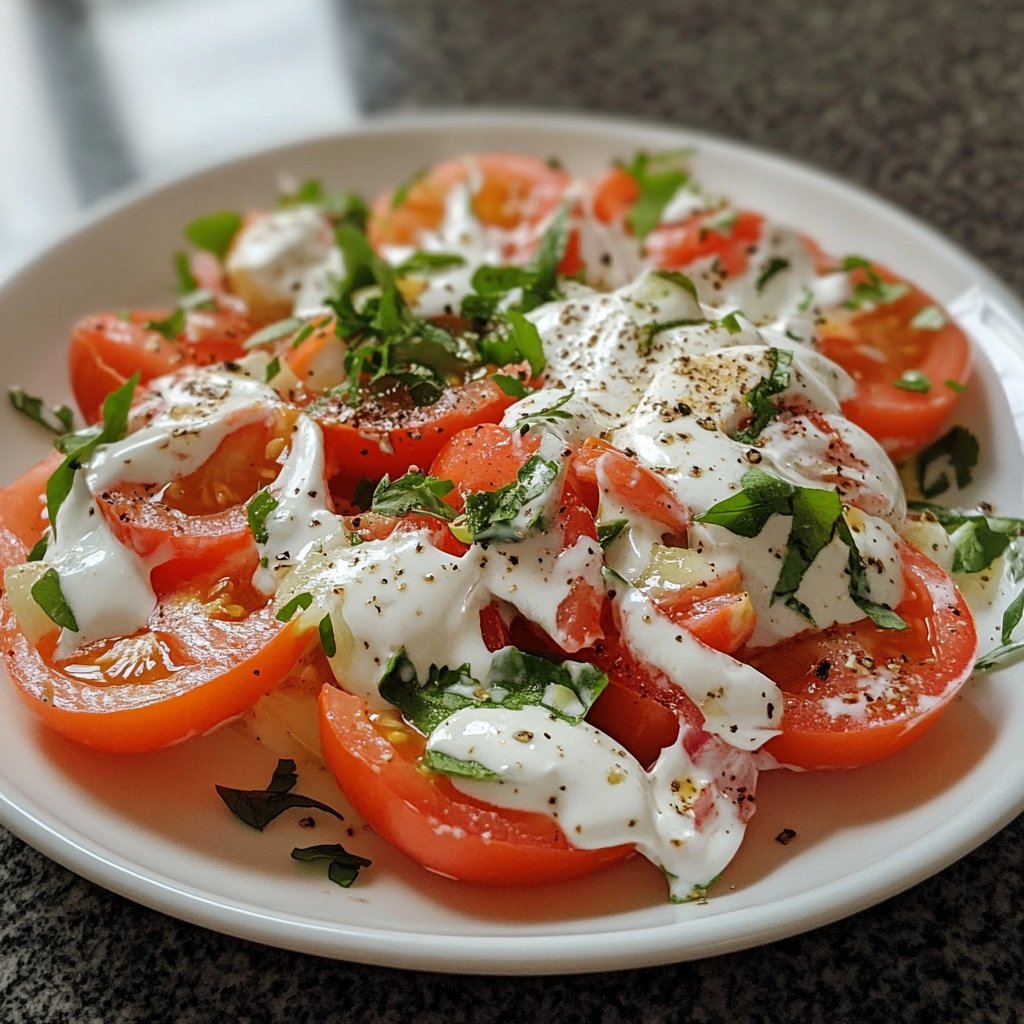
[0,147,1011,903]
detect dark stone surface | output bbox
[3,1,1023,1021]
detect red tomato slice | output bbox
[816,267,971,461]
[743,544,977,770]
[312,375,519,484]
[1,576,312,754]
[591,168,764,276]
[69,300,252,424]
[318,685,632,885]
[368,152,572,250]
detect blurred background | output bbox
[3,0,1023,292]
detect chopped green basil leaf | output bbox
[246,489,279,545]
[623,151,691,242]
[243,316,304,349]
[276,592,313,622]
[463,455,560,542]
[185,210,243,262]
[216,758,344,830]
[491,373,531,398]
[916,426,979,499]
[390,168,427,209]
[841,256,910,310]
[893,370,931,393]
[379,647,608,735]
[291,843,372,888]
[265,356,282,383]
[174,250,198,293]
[9,388,75,435]
[514,390,574,436]
[370,471,457,521]
[396,251,467,275]
[975,587,1024,671]
[945,378,967,394]
[319,614,337,658]
[30,568,78,632]
[46,373,139,535]
[422,750,499,781]
[755,258,790,291]
[143,306,186,340]
[911,304,947,331]
[597,518,628,548]
[908,501,1024,573]
[731,348,793,444]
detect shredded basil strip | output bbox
[46,373,139,536]
[291,843,372,888]
[755,257,790,291]
[975,588,1024,671]
[9,388,75,435]
[246,489,280,545]
[30,568,78,632]
[916,426,979,499]
[216,758,345,831]
[319,614,337,658]
[276,592,313,622]
[514,390,575,436]
[731,347,793,443]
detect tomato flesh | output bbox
[745,545,977,770]
[816,268,971,461]
[70,303,251,424]
[318,685,632,885]
[1,581,312,754]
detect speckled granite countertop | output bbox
[2,1,1023,1021]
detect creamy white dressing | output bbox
[427,706,753,899]
[226,206,335,317]
[252,414,344,594]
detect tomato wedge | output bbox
[70,300,252,423]
[1,578,312,754]
[744,544,977,770]
[318,685,632,885]
[0,451,61,575]
[816,266,971,461]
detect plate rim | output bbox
[1,108,1022,975]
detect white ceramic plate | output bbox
[1,111,1023,975]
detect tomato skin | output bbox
[745,545,977,771]
[816,269,971,461]
[69,301,252,423]
[0,451,62,574]
[369,152,571,250]
[313,375,519,483]
[1,589,312,754]
[318,685,632,885]
[591,168,764,276]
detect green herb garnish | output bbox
[9,388,75,435]
[915,426,979,499]
[30,568,78,632]
[246,489,280,545]
[731,348,793,443]
[291,843,372,888]
[370,472,457,521]
[216,758,345,831]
